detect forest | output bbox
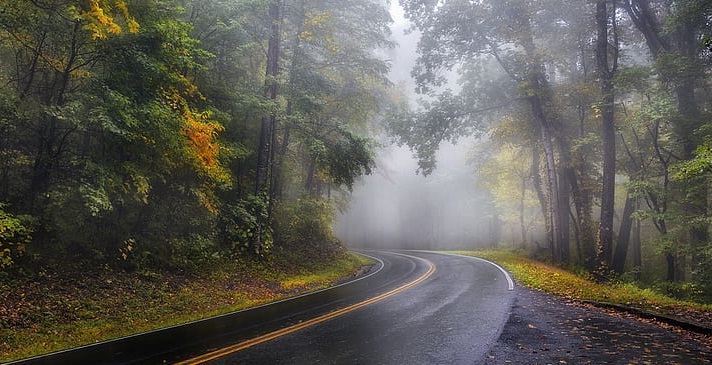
[1,0,712,305]
[0,0,392,274]
[388,0,712,301]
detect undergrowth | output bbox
[457,250,712,315]
[0,249,373,363]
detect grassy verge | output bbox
[0,250,373,363]
[456,250,712,321]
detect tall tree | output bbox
[394,0,570,261]
[595,0,619,271]
[622,0,711,280]
[255,0,282,198]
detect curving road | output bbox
[8,250,514,365]
[178,250,515,365]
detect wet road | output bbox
[184,250,515,365]
[8,251,515,365]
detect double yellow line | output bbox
[175,255,436,365]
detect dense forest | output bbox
[388,0,712,301]
[2,0,712,304]
[0,0,392,273]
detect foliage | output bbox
[0,205,33,268]
[219,195,273,255]
[460,250,712,310]
[274,197,337,247]
[674,140,712,179]
[0,0,388,275]
[694,248,712,302]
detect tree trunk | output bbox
[596,0,616,270]
[255,0,282,197]
[558,167,570,262]
[519,175,527,247]
[531,97,563,262]
[625,0,709,282]
[613,193,636,273]
[632,207,642,280]
[530,146,551,250]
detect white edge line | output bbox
[409,250,514,291]
[7,252,385,364]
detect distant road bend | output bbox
[9,250,515,365]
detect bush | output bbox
[219,195,272,255]
[0,205,33,269]
[166,234,220,272]
[693,248,712,302]
[274,198,336,247]
[653,280,705,302]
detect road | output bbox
[177,250,515,365]
[8,250,515,365]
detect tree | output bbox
[622,0,712,281]
[595,0,619,272]
[394,0,573,262]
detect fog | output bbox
[335,4,496,250]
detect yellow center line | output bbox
[174,255,436,365]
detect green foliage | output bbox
[674,140,712,179]
[694,247,712,302]
[274,198,337,247]
[652,280,705,302]
[0,205,33,269]
[219,195,273,255]
[165,234,220,272]
[309,125,374,189]
[0,0,389,276]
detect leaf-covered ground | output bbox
[458,250,712,330]
[483,286,712,364]
[0,246,373,363]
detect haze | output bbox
[336,4,497,250]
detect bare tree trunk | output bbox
[531,146,551,251]
[559,167,570,261]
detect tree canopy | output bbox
[0,0,393,272]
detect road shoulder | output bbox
[483,285,712,364]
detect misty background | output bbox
[335,4,499,250]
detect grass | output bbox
[456,250,712,316]
[0,250,374,363]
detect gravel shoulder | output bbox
[482,285,712,365]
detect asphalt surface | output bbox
[195,250,515,365]
[482,285,712,365]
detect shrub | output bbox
[0,205,33,269]
[274,198,336,247]
[219,195,272,255]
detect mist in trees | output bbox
[361,0,712,302]
[1,0,712,303]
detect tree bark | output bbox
[613,193,636,273]
[530,92,563,262]
[255,0,282,197]
[596,0,616,270]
